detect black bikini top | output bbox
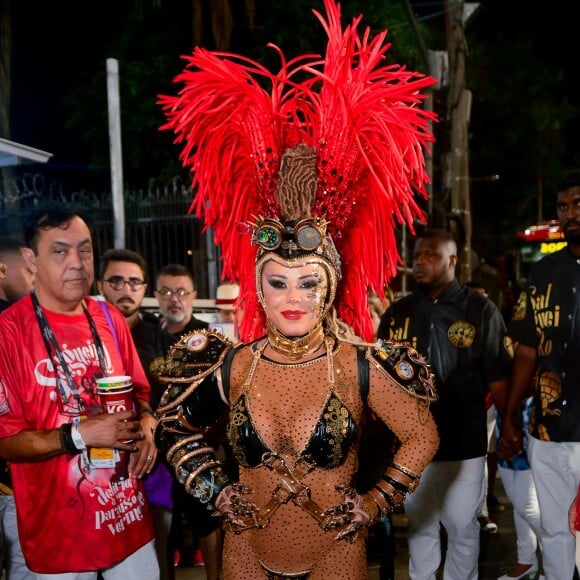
[227,340,357,470]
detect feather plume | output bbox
[159,0,436,341]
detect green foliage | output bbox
[64,1,193,187]
[251,0,430,73]
[63,0,430,188]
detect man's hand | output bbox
[0,411,142,463]
[128,412,158,479]
[78,410,143,450]
[498,420,523,460]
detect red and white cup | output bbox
[96,376,134,442]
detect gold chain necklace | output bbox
[265,319,325,362]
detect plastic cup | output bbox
[95,376,133,390]
[96,376,134,442]
[97,387,134,414]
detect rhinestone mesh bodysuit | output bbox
[220,340,439,579]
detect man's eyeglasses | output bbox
[157,287,192,299]
[103,276,146,291]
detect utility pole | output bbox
[401,0,433,205]
[447,0,472,282]
[106,58,125,248]
[400,0,435,294]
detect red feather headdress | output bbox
[159,0,436,342]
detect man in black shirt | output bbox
[501,171,580,579]
[98,249,175,580]
[378,229,512,580]
[98,249,175,407]
[153,263,221,580]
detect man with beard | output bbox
[98,248,175,580]
[501,170,580,579]
[98,249,174,410]
[154,264,208,337]
[377,229,512,580]
[152,264,222,580]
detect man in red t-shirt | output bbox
[0,207,158,579]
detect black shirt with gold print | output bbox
[378,279,512,461]
[509,247,580,442]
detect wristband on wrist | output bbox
[59,423,81,455]
[361,493,380,525]
[375,479,406,510]
[391,462,421,484]
[367,486,393,517]
[71,422,87,451]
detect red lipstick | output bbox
[281,310,305,320]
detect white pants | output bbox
[479,405,497,519]
[0,494,34,580]
[498,465,541,566]
[404,456,485,580]
[34,540,159,580]
[528,435,580,580]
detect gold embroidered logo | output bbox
[447,320,475,348]
[512,290,527,321]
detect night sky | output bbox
[10,1,133,165]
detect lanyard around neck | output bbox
[31,292,108,408]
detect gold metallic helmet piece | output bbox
[251,216,342,280]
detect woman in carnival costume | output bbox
[153,1,439,578]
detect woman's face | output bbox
[261,259,328,337]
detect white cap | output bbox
[215,283,240,310]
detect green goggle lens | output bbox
[257,225,282,249]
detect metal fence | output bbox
[0,170,217,297]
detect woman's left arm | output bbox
[324,341,438,542]
[363,341,439,519]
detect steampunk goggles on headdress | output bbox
[253,216,328,252]
[251,216,342,278]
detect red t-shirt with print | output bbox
[0,296,154,573]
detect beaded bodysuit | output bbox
[155,331,438,580]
